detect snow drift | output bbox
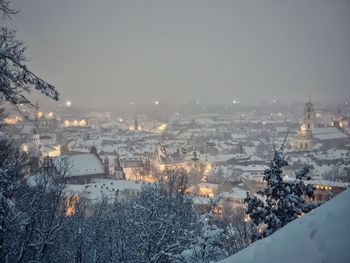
[219,189,350,263]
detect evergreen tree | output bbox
[245,145,316,241]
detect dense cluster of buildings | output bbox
[1,99,349,213]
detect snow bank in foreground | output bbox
[219,189,350,263]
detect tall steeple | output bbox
[296,99,316,150]
[303,98,317,130]
[134,116,139,131]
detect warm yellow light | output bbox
[159,164,166,172]
[158,123,167,131]
[156,123,167,134]
[47,112,54,118]
[73,120,78,126]
[64,120,70,127]
[79,119,86,127]
[21,144,29,152]
[3,116,21,125]
[66,100,72,107]
[65,194,80,216]
[48,145,61,157]
[300,124,307,132]
[204,163,212,175]
[37,111,44,118]
[199,187,214,197]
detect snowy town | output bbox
[2,99,350,207]
[1,0,350,262]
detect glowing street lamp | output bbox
[66,100,72,107]
[154,100,159,105]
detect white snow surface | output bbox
[219,189,350,263]
[54,153,104,177]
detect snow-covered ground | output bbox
[219,189,350,263]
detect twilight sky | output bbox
[8,0,350,107]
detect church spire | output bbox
[134,116,139,131]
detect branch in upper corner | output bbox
[0,0,18,19]
[0,27,59,110]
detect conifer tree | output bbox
[245,144,316,241]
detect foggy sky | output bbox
[8,0,350,107]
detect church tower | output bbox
[302,98,317,130]
[134,116,139,131]
[296,98,316,150]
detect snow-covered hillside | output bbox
[219,189,350,263]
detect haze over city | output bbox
[7,0,350,107]
[1,1,350,262]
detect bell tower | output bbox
[303,97,317,130]
[134,116,139,131]
[296,98,316,150]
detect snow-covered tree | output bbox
[220,201,253,254]
[0,144,71,263]
[245,145,316,241]
[129,180,201,262]
[0,139,29,261]
[181,195,228,263]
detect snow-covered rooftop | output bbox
[55,153,104,177]
[312,127,348,140]
[65,179,143,201]
[219,188,350,263]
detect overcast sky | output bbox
[8,0,350,107]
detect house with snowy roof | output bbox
[48,153,107,184]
